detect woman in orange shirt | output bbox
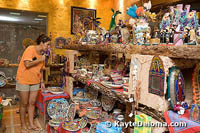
[16,34,51,132]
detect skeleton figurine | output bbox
[169,28,174,44]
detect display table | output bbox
[35,90,70,129]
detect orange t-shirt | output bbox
[16,46,45,85]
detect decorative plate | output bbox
[48,87,64,94]
[101,95,115,111]
[48,121,60,127]
[0,71,6,87]
[81,128,89,133]
[67,103,76,121]
[101,81,123,89]
[62,121,80,132]
[90,100,101,107]
[86,110,100,119]
[47,98,69,120]
[79,117,88,129]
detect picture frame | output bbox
[71,6,96,34]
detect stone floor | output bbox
[2,105,43,133]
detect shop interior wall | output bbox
[181,68,193,105]
[0,0,114,40]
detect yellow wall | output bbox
[0,0,114,40]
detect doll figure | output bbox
[163,29,167,43]
[189,27,196,44]
[117,29,122,43]
[183,27,190,43]
[169,28,174,44]
[165,29,169,44]
[160,30,164,43]
[104,31,111,43]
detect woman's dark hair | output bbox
[36,34,51,45]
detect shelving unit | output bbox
[61,43,200,59]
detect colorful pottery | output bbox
[63,121,80,132]
[67,103,76,121]
[86,110,101,119]
[101,95,115,111]
[79,117,88,129]
[48,87,64,95]
[47,98,69,121]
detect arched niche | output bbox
[192,64,200,104]
[148,56,165,96]
[168,67,185,109]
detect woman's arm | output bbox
[24,55,45,69]
[40,70,45,89]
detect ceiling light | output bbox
[9,12,21,16]
[37,15,47,18]
[0,16,20,22]
[34,18,43,21]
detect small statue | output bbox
[189,27,196,44]
[160,30,164,43]
[183,27,190,44]
[169,28,174,44]
[146,31,151,44]
[165,29,169,44]
[104,31,111,43]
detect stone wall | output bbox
[129,54,194,112]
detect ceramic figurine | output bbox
[169,28,174,44]
[146,31,151,44]
[189,27,196,44]
[109,9,122,31]
[183,27,190,44]
[160,30,164,43]
[160,13,170,30]
[104,31,111,43]
[117,29,122,43]
[163,29,167,44]
[165,29,169,44]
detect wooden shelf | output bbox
[128,45,200,60]
[0,64,18,68]
[46,64,64,67]
[63,43,127,53]
[62,43,200,60]
[71,74,129,103]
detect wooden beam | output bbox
[128,45,200,60]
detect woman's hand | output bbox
[40,82,45,90]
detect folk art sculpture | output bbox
[109,9,121,31]
[160,4,199,45]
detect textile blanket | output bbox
[36,90,69,115]
[164,110,200,133]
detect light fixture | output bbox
[9,12,21,16]
[0,16,20,22]
[34,18,43,21]
[37,15,47,18]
